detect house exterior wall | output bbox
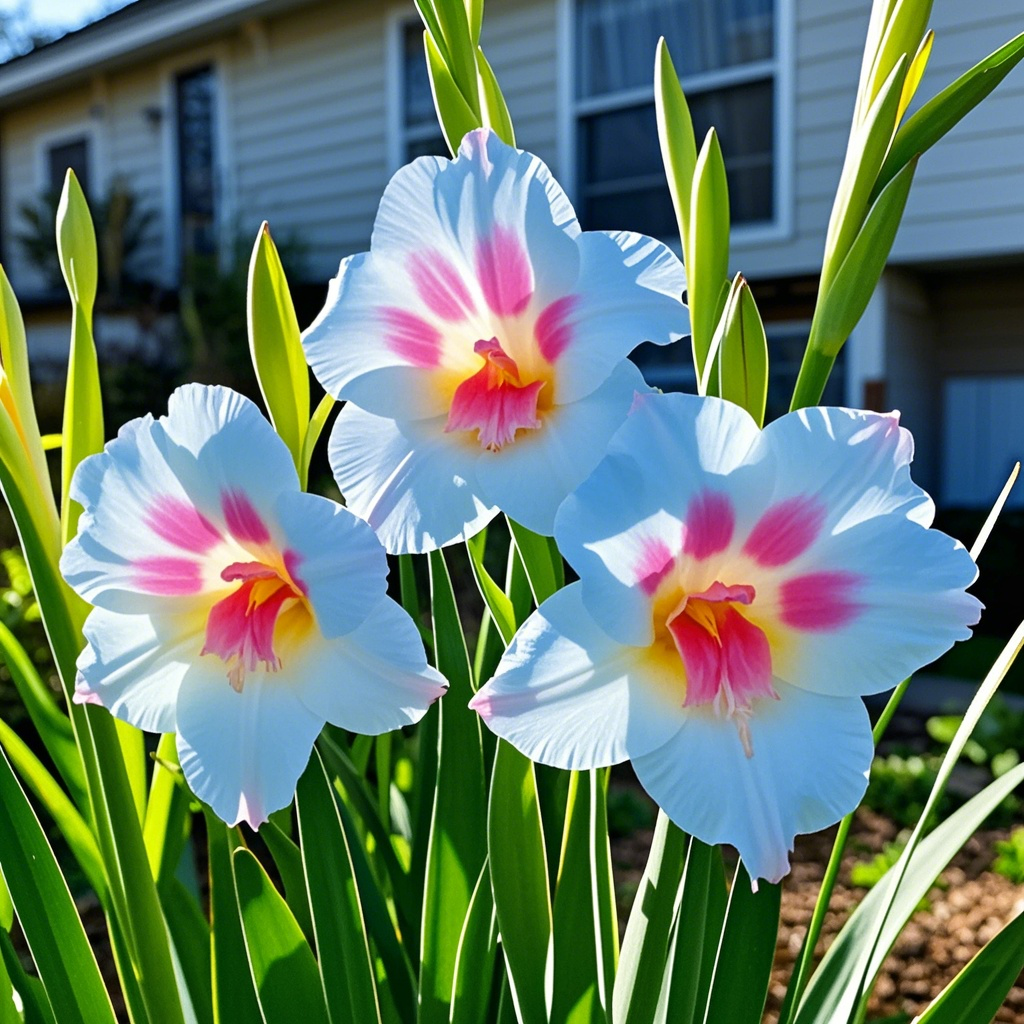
[0,0,561,297]
[733,0,1024,280]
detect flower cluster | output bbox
[62,131,981,881]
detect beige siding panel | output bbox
[2,91,93,295]
[227,0,558,284]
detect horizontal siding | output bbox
[737,0,1024,279]
[228,0,559,285]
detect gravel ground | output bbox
[613,805,1024,1023]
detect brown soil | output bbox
[613,806,1024,1023]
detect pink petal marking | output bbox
[718,607,775,704]
[381,307,443,368]
[691,581,755,605]
[409,251,476,322]
[667,583,773,708]
[221,561,278,583]
[134,556,203,595]
[73,677,102,706]
[222,490,271,547]
[743,496,826,568]
[668,611,722,706]
[445,337,545,451]
[636,538,675,596]
[535,295,577,362]
[681,491,735,561]
[778,571,863,631]
[145,496,221,553]
[476,226,533,317]
[201,577,294,691]
[283,549,309,596]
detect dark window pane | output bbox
[577,0,774,99]
[406,134,449,161]
[630,328,844,418]
[764,330,844,422]
[176,65,217,257]
[578,78,774,233]
[47,137,89,196]
[403,21,436,129]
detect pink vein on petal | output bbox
[779,571,863,631]
[222,490,272,547]
[381,307,443,367]
[681,491,735,561]
[535,295,577,362]
[476,226,533,317]
[409,251,475,322]
[134,556,203,595]
[145,496,221,553]
[743,496,826,568]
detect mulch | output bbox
[612,805,1024,1023]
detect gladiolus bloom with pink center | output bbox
[302,128,688,553]
[471,392,982,884]
[61,384,446,828]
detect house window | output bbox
[631,323,843,424]
[399,20,448,161]
[46,136,90,197]
[574,0,777,238]
[175,65,218,258]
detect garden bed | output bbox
[612,805,1024,1023]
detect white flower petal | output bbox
[76,606,206,733]
[297,596,446,733]
[303,129,581,421]
[553,231,688,405]
[751,407,934,533]
[273,490,388,638]
[475,360,650,536]
[62,384,298,612]
[175,670,323,829]
[471,583,687,769]
[765,513,982,697]
[633,682,872,884]
[329,402,497,554]
[556,392,761,646]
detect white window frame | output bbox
[35,122,102,199]
[557,0,794,246]
[159,44,233,285]
[386,10,447,173]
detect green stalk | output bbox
[780,677,910,1024]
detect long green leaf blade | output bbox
[488,740,551,1024]
[612,811,686,1024]
[233,848,328,1024]
[420,550,487,1024]
[0,745,116,1024]
[876,31,1024,197]
[247,223,309,473]
[794,761,1024,1024]
[296,750,383,1024]
[701,864,780,1024]
[450,859,498,1024]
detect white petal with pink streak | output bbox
[551,230,688,405]
[273,489,388,638]
[556,391,762,646]
[472,584,687,769]
[475,360,650,536]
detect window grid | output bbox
[571,0,780,238]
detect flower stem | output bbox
[779,676,910,1023]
